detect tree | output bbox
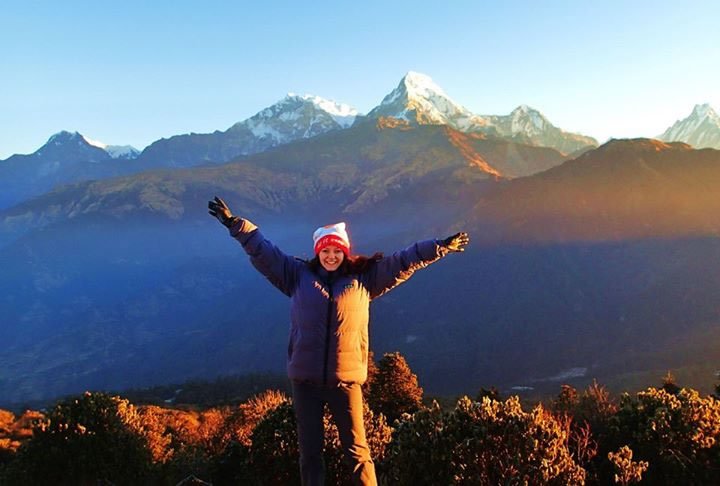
[367,352,423,423]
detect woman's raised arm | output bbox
[365,232,469,299]
[209,196,301,296]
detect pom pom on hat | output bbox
[313,222,350,255]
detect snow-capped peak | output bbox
[508,105,548,132]
[82,135,140,159]
[512,104,533,115]
[367,71,486,131]
[285,93,359,128]
[402,71,450,100]
[238,93,360,144]
[659,103,720,149]
[691,103,716,119]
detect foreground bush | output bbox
[386,396,586,485]
[2,392,153,485]
[550,382,617,481]
[614,387,720,485]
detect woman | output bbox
[208,196,469,486]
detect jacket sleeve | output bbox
[365,239,451,299]
[230,218,301,297]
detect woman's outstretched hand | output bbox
[443,232,470,252]
[208,196,238,228]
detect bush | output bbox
[383,400,454,484]
[215,389,288,450]
[211,390,291,485]
[607,445,648,485]
[387,396,586,485]
[613,387,720,484]
[242,401,300,485]
[136,404,229,484]
[2,392,153,485]
[550,382,617,482]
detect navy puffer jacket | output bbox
[230,218,450,385]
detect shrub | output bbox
[2,392,153,485]
[384,400,454,484]
[243,401,300,485]
[607,445,648,485]
[550,382,618,482]
[211,390,291,485]
[614,387,720,484]
[215,389,288,450]
[387,396,586,485]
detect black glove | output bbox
[208,196,239,228]
[442,232,470,252]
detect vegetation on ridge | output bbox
[2,352,720,485]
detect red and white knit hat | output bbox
[313,222,351,255]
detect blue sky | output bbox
[1,0,719,159]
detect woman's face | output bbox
[318,245,345,272]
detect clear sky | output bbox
[2,0,719,159]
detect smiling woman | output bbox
[208,195,468,486]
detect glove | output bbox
[442,232,470,252]
[208,196,239,228]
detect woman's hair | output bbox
[307,252,384,275]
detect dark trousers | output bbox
[291,381,377,486]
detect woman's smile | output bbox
[319,246,345,271]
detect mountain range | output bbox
[1,113,720,405]
[2,72,718,212]
[0,71,598,210]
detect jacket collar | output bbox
[316,267,338,283]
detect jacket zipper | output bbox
[322,280,334,386]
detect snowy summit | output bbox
[364,71,597,154]
[82,136,140,159]
[366,71,489,131]
[239,94,360,144]
[659,103,720,149]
